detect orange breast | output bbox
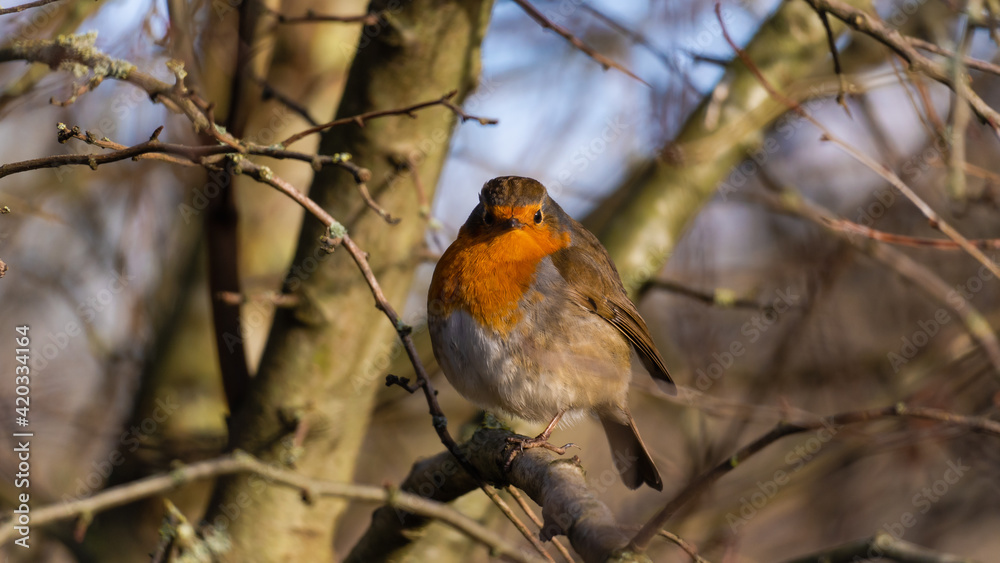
[430,225,570,335]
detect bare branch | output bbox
[909,36,1000,76]
[0,453,540,563]
[0,0,67,16]
[510,0,648,86]
[781,531,979,563]
[629,403,1000,552]
[639,278,783,311]
[280,90,496,147]
[226,158,481,506]
[231,159,341,231]
[657,531,712,563]
[355,181,400,224]
[0,36,213,136]
[0,124,368,181]
[482,485,557,563]
[946,17,974,204]
[799,213,1000,250]
[711,2,1000,375]
[350,424,653,563]
[507,487,576,563]
[815,7,852,112]
[802,0,1000,135]
[820,128,1000,279]
[0,125,230,179]
[253,75,320,126]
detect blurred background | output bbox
[1,0,999,561]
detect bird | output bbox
[427,176,675,490]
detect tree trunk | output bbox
[203,0,494,560]
[590,0,873,296]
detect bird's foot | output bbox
[503,434,577,470]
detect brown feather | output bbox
[550,217,675,392]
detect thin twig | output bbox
[640,278,779,311]
[820,134,1000,279]
[254,75,320,126]
[280,90,497,148]
[0,453,541,562]
[887,55,941,143]
[356,181,399,224]
[0,0,66,16]
[507,487,576,563]
[909,36,1000,76]
[780,530,979,563]
[815,8,851,113]
[509,0,648,86]
[483,485,556,563]
[0,126,229,179]
[947,16,974,204]
[760,181,1000,377]
[804,210,1000,250]
[0,123,369,181]
[711,3,1000,373]
[657,530,712,563]
[629,403,1000,552]
[231,159,339,229]
[909,69,948,138]
[801,0,1000,135]
[50,74,105,107]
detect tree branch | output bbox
[0,452,540,563]
[0,125,229,178]
[638,277,783,311]
[657,531,712,563]
[253,74,320,126]
[0,124,366,180]
[781,530,979,563]
[908,36,1000,76]
[712,2,1000,375]
[280,90,497,148]
[802,0,1000,135]
[629,403,1000,552]
[510,0,647,86]
[0,0,66,16]
[350,424,654,563]
[507,487,575,563]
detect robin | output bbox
[428,176,675,490]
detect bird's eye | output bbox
[533,210,543,224]
[483,211,495,226]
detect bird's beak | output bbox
[504,217,524,229]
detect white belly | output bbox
[429,309,629,424]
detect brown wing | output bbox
[550,229,675,392]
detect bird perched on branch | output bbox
[428,176,675,490]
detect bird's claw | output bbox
[503,435,579,470]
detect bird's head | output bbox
[465,176,565,239]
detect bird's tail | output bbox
[600,409,662,491]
